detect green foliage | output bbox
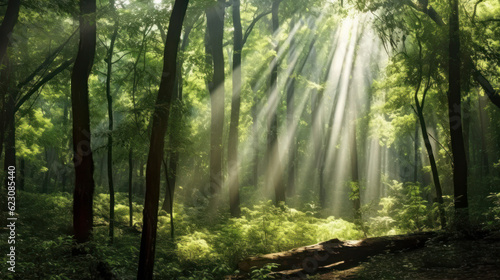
[250,263,279,280]
[369,180,437,235]
[484,192,500,229]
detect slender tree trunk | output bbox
[251,81,259,188]
[106,0,119,244]
[137,1,188,278]
[414,121,419,183]
[448,0,468,225]
[128,148,133,227]
[228,0,242,217]
[205,0,225,197]
[162,159,174,239]
[162,20,195,213]
[286,62,296,197]
[268,0,285,204]
[416,104,446,227]
[71,0,97,244]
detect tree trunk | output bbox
[268,0,285,204]
[137,0,188,279]
[228,0,242,217]
[448,0,469,224]
[417,105,446,227]
[106,0,119,244]
[162,19,195,213]
[350,121,361,222]
[71,0,97,244]
[286,50,296,197]
[414,121,419,183]
[128,148,133,227]
[162,158,175,239]
[238,232,436,275]
[414,39,447,227]
[0,0,20,65]
[205,0,225,197]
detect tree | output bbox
[0,0,20,183]
[414,38,446,227]
[267,0,285,204]
[71,0,97,244]
[228,0,242,217]
[137,0,189,278]
[105,0,120,244]
[0,0,20,65]
[448,0,468,224]
[205,0,225,197]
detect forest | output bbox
[1,0,500,279]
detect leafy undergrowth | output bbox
[1,189,499,279]
[0,192,363,280]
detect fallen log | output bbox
[238,232,436,275]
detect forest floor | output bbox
[315,231,500,280]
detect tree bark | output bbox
[448,0,468,224]
[162,18,195,213]
[414,39,446,227]
[205,0,225,197]
[128,148,133,228]
[228,0,242,217]
[137,0,188,279]
[350,121,361,222]
[0,0,20,65]
[105,0,119,244]
[267,0,285,204]
[71,0,97,244]
[238,232,436,274]
[286,34,296,197]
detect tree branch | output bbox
[15,59,74,112]
[242,10,272,47]
[17,28,78,89]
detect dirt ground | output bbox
[315,232,500,280]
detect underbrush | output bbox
[1,188,499,279]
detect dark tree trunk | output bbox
[228,0,242,217]
[416,98,446,227]
[205,0,225,197]
[251,80,259,188]
[448,0,468,224]
[239,232,436,275]
[268,0,285,204]
[162,159,175,239]
[128,148,133,227]
[414,39,446,227]
[106,0,119,244]
[136,1,188,279]
[414,121,419,183]
[71,0,97,244]
[162,19,195,213]
[0,0,20,65]
[286,49,296,197]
